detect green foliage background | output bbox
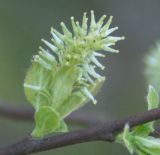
[0,0,160,154]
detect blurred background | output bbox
[0,0,160,154]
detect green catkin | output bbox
[24,11,124,138]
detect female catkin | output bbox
[24,11,124,138]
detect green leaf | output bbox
[134,136,160,155]
[57,91,86,118]
[32,106,60,138]
[147,85,159,110]
[51,66,78,108]
[57,78,105,118]
[24,62,53,107]
[55,120,68,132]
[122,124,134,154]
[133,124,154,137]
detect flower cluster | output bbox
[24,11,124,138]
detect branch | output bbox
[0,103,33,121]
[1,108,160,155]
[0,103,102,126]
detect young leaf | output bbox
[24,63,51,107]
[50,66,79,108]
[147,85,159,110]
[134,136,160,155]
[122,124,134,154]
[54,120,68,132]
[32,106,60,138]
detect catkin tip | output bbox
[50,27,54,32]
[115,26,118,30]
[121,36,125,40]
[115,50,120,53]
[60,22,64,26]
[93,100,97,105]
[70,16,74,20]
[91,10,94,14]
[83,12,87,16]
[103,15,107,18]
[41,38,45,42]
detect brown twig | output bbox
[1,108,160,155]
[0,103,33,121]
[0,103,103,126]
